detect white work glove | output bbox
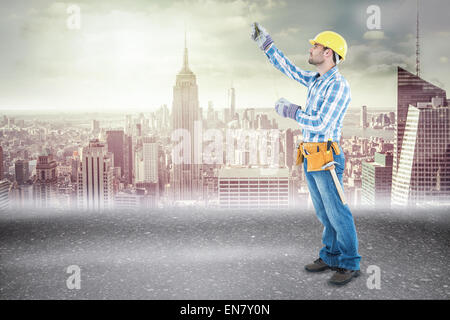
[275,97,301,120]
[250,22,273,51]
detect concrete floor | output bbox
[0,207,449,299]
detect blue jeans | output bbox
[303,145,361,270]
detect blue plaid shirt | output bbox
[264,43,351,142]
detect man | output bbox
[251,23,361,286]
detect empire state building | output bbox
[170,35,201,201]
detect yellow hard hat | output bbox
[309,31,348,61]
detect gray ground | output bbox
[0,207,449,300]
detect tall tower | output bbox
[33,149,58,209]
[394,67,447,174]
[92,120,100,134]
[416,0,420,77]
[14,160,29,185]
[77,139,114,210]
[170,33,201,201]
[361,152,393,207]
[106,130,124,179]
[229,86,236,120]
[125,115,132,136]
[0,179,10,210]
[0,145,3,180]
[392,66,450,207]
[391,100,450,206]
[143,136,159,183]
[360,105,368,128]
[124,134,133,185]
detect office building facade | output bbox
[218,167,289,209]
[391,99,450,206]
[33,151,58,209]
[77,140,114,210]
[394,67,447,173]
[361,152,393,206]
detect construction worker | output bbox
[251,23,361,286]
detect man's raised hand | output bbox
[251,22,273,51]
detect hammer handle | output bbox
[330,169,347,205]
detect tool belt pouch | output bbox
[302,143,340,172]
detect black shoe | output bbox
[305,258,333,272]
[328,268,360,286]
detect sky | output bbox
[0,0,449,113]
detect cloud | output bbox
[345,43,414,76]
[436,31,450,37]
[0,0,449,111]
[274,27,301,38]
[363,30,386,40]
[260,0,287,10]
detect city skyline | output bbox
[1,0,449,112]
[2,1,450,210]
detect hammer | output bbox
[253,22,261,39]
[321,161,347,205]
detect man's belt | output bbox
[295,141,347,205]
[295,141,340,170]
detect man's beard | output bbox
[308,55,323,66]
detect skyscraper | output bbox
[361,152,393,207]
[142,136,158,183]
[135,123,142,137]
[158,104,171,133]
[35,150,57,182]
[71,151,80,183]
[134,141,144,183]
[0,179,10,210]
[106,130,124,179]
[33,149,58,209]
[124,134,133,185]
[77,139,114,210]
[360,105,368,128]
[92,120,100,134]
[14,160,29,185]
[229,87,236,119]
[125,114,132,136]
[0,145,3,180]
[394,67,447,173]
[170,34,201,201]
[391,98,450,206]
